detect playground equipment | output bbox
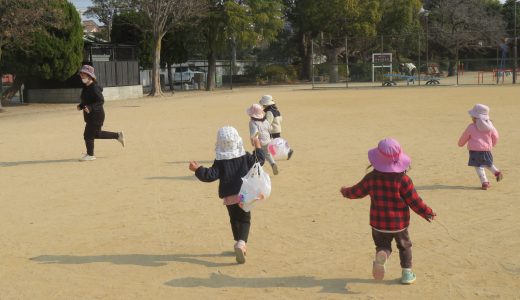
[382,73,441,86]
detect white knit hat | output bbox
[215,126,246,160]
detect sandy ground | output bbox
[1,84,519,299]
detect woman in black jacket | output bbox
[77,65,125,161]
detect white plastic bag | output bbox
[238,162,271,212]
[267,137,290,160]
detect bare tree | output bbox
[129,0,207,96]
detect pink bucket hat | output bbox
[368,138,411,173]
[468,104,489,120]
[247,103,265,119]
[79,65,96,80]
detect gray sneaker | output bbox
[400,269,416,284]
[79,154,96,161]
[272,163,279,175]
[117,131,125,147]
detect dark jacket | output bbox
[79,83,105,125]
[195,149,265,198]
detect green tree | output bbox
[201,0,284,90]
[111,11,154,68]
[85,0,129,41]
[1,0,83,104]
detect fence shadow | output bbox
[166,273,398,294]
[415,184,481,191]
[0,158,78,167]
[30,252,236,268]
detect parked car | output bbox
[173,67,205,84]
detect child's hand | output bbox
[188,161,200,172]
[426,212,437,222]
[251,136,261,148]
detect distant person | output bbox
[458,104,502,190]
[340,138,436,285]
[189,126,265,264]
[247,103,278,175]
[77,65,125,161]
[259,94,293,160]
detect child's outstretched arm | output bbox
[400,175,436,222]
[340,179,369,199]
[457,126,471,147]
[189,160,220,182]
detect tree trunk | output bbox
[299,33,312,81]
[206,49,216,91]
[149,32,163,97]
[327,48,342,83]
[167,61,174,92]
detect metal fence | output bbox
[92,61,140,87]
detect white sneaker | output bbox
[79,154,96,161]
[117,131,125,147]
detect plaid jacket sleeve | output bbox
[399,175,433,220]
[340,176,369,199]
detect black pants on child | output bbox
[372,228,413,268]
[84,123,119,156]
[226,204,251,242]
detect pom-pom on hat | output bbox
[368,138,411,173]
[79,65,96,80]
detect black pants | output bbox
[83,122,118,156]
[271,133,281,139]
[226,204,251,242]
[371,228,413,268]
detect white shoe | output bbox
[117,131,125,147]
[79,154,96,161]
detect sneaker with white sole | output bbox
[372,251,387,280]
[234,240,247,264]
[401,269,416,284]
[117,131,125,147]
[79,154,96,161]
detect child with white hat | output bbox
[340,138,436,285]
[259,95,293,160]
[189,126,265,264]
[458,104,503,190]
[247,103,278,175]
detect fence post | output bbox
[345,36,349,88]
[311,39,315,88]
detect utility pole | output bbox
[514,1,517,84]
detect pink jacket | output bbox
[458,123,499,151]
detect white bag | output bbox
[267,137,290,160]
[238,162,271,212]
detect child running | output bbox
[247,103,278,175]
[340,138,436,284]
[189,126,265,264]
[458,104,503,190]
[259,94,294,159]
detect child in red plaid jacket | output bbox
[340,138,436,285]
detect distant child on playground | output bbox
[189,126,265,264]
[247,103,278,175]
[458,104,503,190]
[259,95,294,160]
[340,138,436,285]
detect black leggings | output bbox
[83,123,118,156]
[226,204,251,242]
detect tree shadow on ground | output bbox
[415,184,481,191]
[0,158,78,167]
[30,252,236,268]
[165,272,399,294]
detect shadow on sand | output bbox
[145,175,197,181]
[30,252,236,268]
[165,272,399,294]
[0,158,78,167]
